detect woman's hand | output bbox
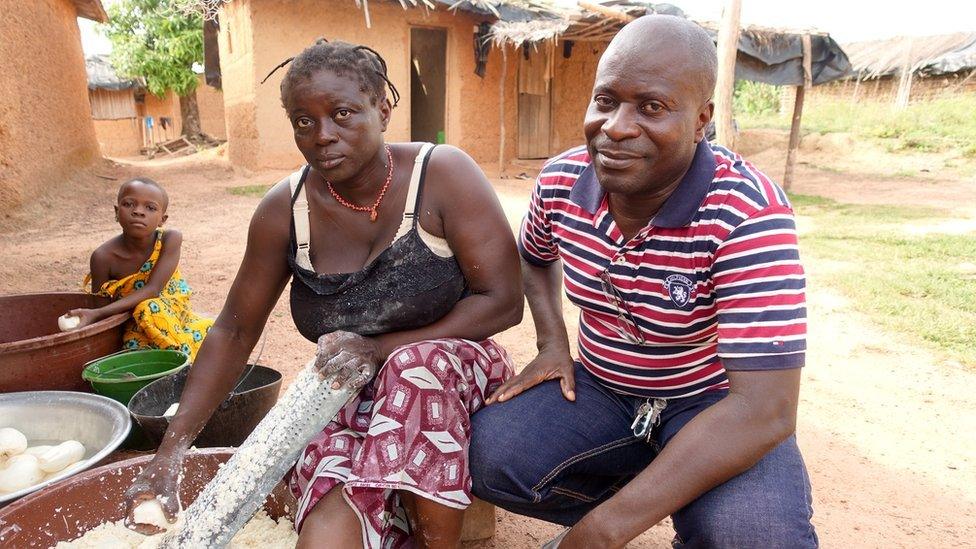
[315,331,383,389]
[124,449,184,534]
[67,308,102,329]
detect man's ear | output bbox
[695,100,715,143]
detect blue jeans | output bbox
[469,363,818,548]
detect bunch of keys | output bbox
[631,398,667,442]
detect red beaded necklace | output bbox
[327,145,394,222]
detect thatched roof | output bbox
[844,32,976,79]
[74,0,108,22]
[86,55,141,91]
[176,0,555,22]
[490,1,852,86]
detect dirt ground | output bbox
[1,135,974,547]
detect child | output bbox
[66,177,212,360]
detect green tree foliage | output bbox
[102,0,203,99]
[733,80,780,116]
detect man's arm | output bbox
[560,367,801,548]
[487,257,575,403]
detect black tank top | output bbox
[287,145,467,341]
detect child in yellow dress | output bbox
[67,177,212,360]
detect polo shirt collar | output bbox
[569,140,717,228]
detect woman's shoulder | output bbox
[422,144,489,196]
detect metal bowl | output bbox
[0,391,131,504]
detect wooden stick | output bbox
[577,1,635,23]
[713,0,741,149]
[783,34,812,191]
[498,46,508,175]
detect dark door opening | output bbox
[410,28,447,144]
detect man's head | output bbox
[583,15,717,196]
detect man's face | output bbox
[583,43,713,196]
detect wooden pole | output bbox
[713,0,741,149]
[895,38,916,108]
[783,34,812,191]
[498,46,508,175]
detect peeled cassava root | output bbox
[58,314,81,331]
[0,429,87,494]
[0,454,45,493]
[38,441,86,473]
[0,428,28,460]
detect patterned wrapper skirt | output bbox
[288,338,514,548]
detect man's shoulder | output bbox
[539,146,591,179]
[705,143,794,216]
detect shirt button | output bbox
[614,256,626,264]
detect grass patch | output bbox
[791,194,976,366]
[228,184,272,197]
[739,92,976,156]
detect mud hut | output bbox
[87,55,227,157]
[812,32,976,105]
[0,0,108,210]
[203,0,554,170]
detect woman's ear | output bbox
[379,98,392,132]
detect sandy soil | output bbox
[1,138,974,547]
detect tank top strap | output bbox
[289,166,314,271]
[392,143,436,242]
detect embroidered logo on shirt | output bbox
[664,274,695,308]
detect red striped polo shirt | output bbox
[518,140,806,398]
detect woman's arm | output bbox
[125,182,294,525]
[371,145,523,356]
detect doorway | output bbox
[517,46,552,159]
[410,28,447,144]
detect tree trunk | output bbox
[179,89,203,139]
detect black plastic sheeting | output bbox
[921,37,976,76]
[705,29,853,86]
[86,54,140,90]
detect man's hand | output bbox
[315,331,382,389]
[487,345,575,404]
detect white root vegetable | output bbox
[58,314,81,331]
[38,440,86,473]
[163,403,179,418]
[0,428,28,460]
[0,454,45,494]
[133,498,171,529]
[23,445,54,457]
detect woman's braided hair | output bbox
[263,38,401,108]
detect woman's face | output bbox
[284,69,391,183]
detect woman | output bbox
[124,39,523,549]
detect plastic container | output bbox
[82,349,189,405]
[0,292,128,393]
[128,365,282,448]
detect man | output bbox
[470,15,817,548]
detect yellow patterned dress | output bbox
[87,230,213,360]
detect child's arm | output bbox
[72,231,184,327]
[88,246,112,293]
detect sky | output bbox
[80,0,976,56]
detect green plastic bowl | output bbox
[82,349,189,405]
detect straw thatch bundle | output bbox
[844,32,976,79]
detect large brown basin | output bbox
[0,292,128,392]
[0,448,295,547]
